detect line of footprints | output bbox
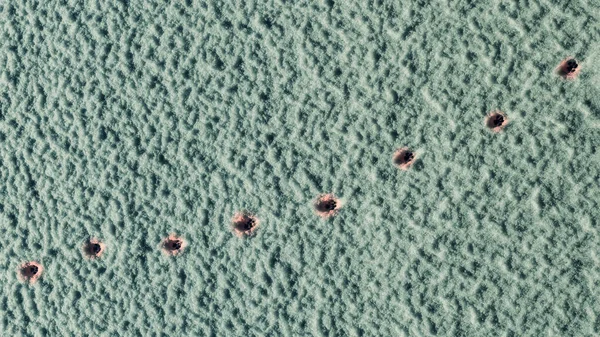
[16,57,581,285]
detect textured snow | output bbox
[1,0,600,336]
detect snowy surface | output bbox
[1,1,600,336]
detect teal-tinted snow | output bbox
[1,0,600,336]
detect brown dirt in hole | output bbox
[556,57,580,79]
[232,213,259,237]
[161,234,186,256]
[486,111,508,132]
[314,194,341,218]
[18,261,43,284]
[393,147,416,170]
[83,239,105,259]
